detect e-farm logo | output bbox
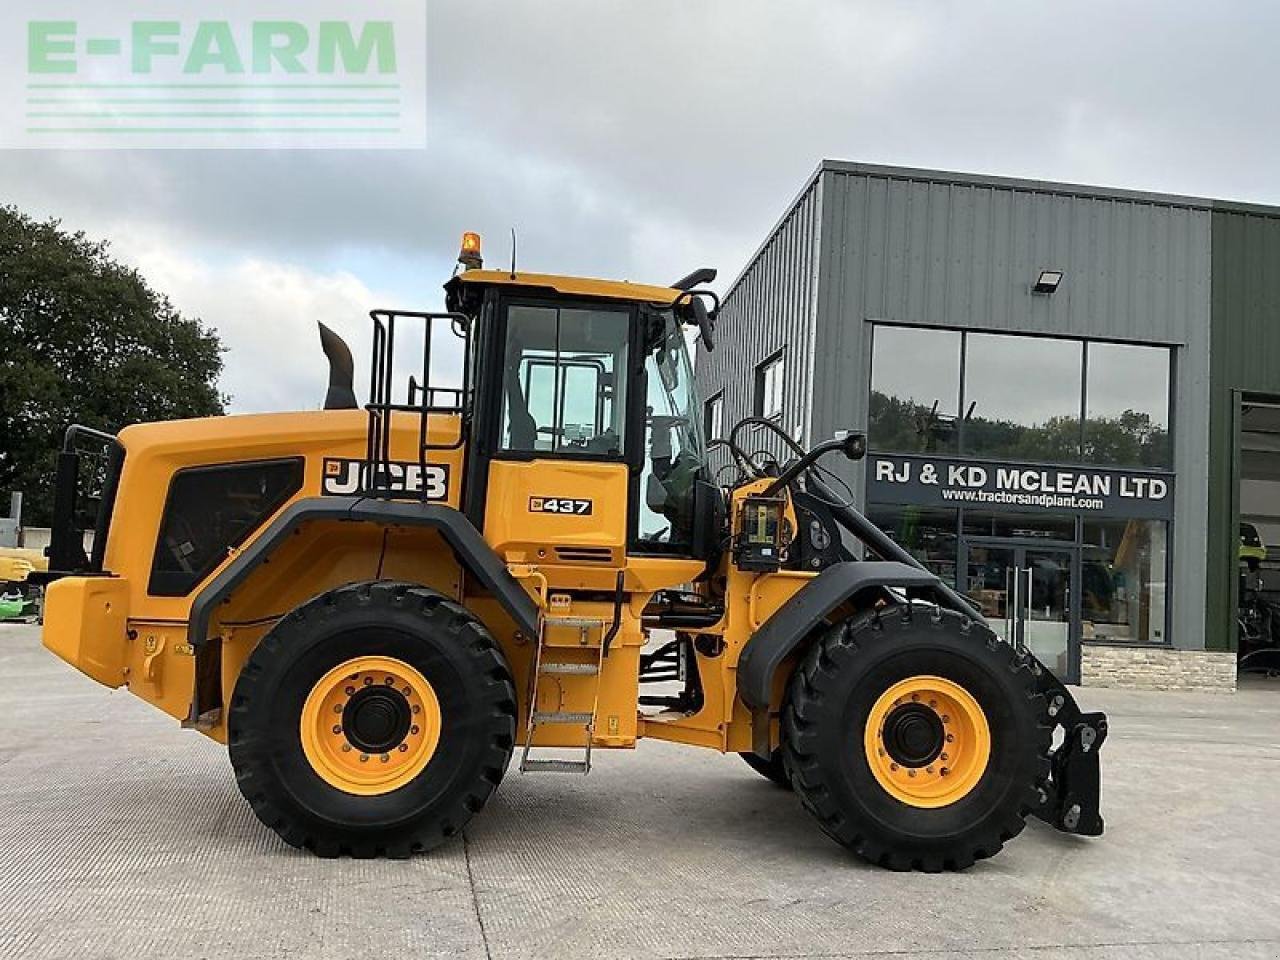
[2,1,426,149]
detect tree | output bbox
[0,207,225,524]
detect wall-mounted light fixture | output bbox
[1033,269,1064,295]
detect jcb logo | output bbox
[322,458,448,500]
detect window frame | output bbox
[491,296,638,465]
[867,321,1176,469]
[148,457,304,597]
[704,392,724,441]
[754,350,785,422]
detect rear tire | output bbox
[782,605,1051,872]
[228,581,517,858]
[739,749,791,789]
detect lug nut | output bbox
[941,752,949,761]
[890,763,899,771]
[332,725,342,735]
[398,744,408,753]
[384,677,394,686]
[363,677,373,686]
[380,754,390,763]
[410,725,419,735]
[412,705,420,714]
[941,715,950,724]
[940,767,950,776]
[345,686,355,696]
[341,744,351,753]
[946,733,954,743]
[403,687,412,697]
[333,704,342,713]
[907,769,916,778]
[359,754,369,763]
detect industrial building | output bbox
[697,161,1280,689]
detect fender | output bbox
[184,496,540,723]
[737,560,951,712]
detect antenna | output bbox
[509,227,518,279]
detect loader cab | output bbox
[447,269,714,563]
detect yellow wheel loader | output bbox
[37,235,1107,870]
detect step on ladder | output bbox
[519,616,606,775]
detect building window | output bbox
[704,393,723,440]
[869,326,962,454]
[1081,519,1169,644]
[867,505,959,587]
[963,333,1084,462]
[1083,342,1172,468]
[755,351,785,421]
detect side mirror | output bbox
[690,295,716,352]
[835,430,867,461]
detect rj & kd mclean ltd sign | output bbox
[868,454,1174,520]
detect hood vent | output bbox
[554,546,613,564]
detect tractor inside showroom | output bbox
[38,233,1107,871]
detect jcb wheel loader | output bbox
[37,234,1107,871]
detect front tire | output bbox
[228,581,517,858]
[782,605,1051,872]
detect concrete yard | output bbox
[1,621,1278,960]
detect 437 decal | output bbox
[529,497,593,516]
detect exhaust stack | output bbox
[317,322,358,410]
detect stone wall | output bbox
[1080,643,1237,692]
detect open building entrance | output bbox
[1237,397,1280,681]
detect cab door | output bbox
[476,298,636,569]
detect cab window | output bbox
[499,303,630,456]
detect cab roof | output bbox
[449,269,682,306]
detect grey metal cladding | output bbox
[723,160,1213,650]
[695,170,823,473]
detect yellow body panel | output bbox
[485,460,629,567]
[453,269,681,306]
[42,576,130,687]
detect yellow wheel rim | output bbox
[300,656,442,796]
[863,675,991,809]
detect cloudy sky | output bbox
[3,1,1276,413]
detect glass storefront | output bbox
[866,323,1177,681]
[866,505,958,585]
[1081,519,1168,644]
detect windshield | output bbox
[637,308,705,550]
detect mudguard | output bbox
[183,496,540,723]
[737,560,956,712]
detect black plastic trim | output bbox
[737,561,946,710]
[186,496,540,650]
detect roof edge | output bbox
[721,162,826,301]
[818,159,1233,212]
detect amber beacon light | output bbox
[458,232,483,270]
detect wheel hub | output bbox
[343,686,413,755]
[863,675,991,809]
[882,703,945,768]
[299,656,442,796]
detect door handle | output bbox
[1003,568,1014,645]
[1011,567,1021,649]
